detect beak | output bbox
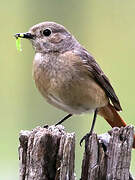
[14,32,34,39]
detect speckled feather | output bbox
[30,22,121,113]
[16,22,135,148]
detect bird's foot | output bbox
[80,132,92,146]
[43,124,49,128]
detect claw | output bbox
[43,125,49,128]
[80,133,91,147]
[80,136,85,146]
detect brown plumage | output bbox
[15,22,135,148]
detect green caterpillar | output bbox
[15,33,24,51]
[16,38,22,51]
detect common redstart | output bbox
[15,22,135,148]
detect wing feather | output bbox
[75,48,122,111]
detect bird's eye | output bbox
[43,29,51,36]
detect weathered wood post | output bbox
[81,126,134,180]
[19,125,75,180]
[19,125,134,180]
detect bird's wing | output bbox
[74,48,122,111]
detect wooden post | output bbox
[19,125,134,180]
[81,126,134,180]
[19,125,75,180]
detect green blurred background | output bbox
[1,0,135,179]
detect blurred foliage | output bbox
[0,0,135,179]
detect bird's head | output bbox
[15,22,78,53]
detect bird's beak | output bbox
[14,32,34,39]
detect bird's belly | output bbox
[47,93,95,114]
[36,78,108,114]
[33,57,108,114]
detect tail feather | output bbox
[98,103,135,148]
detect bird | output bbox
[15,21,135,148]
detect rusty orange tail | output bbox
[98,103,135,148]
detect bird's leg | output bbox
[80,108,98,146]
[89,108,98,134]
[55,113,73,126]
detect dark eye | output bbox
[43,29,51,36]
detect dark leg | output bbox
[89,108,98,134]
[55,113,73,126]
[80,108,98,146]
